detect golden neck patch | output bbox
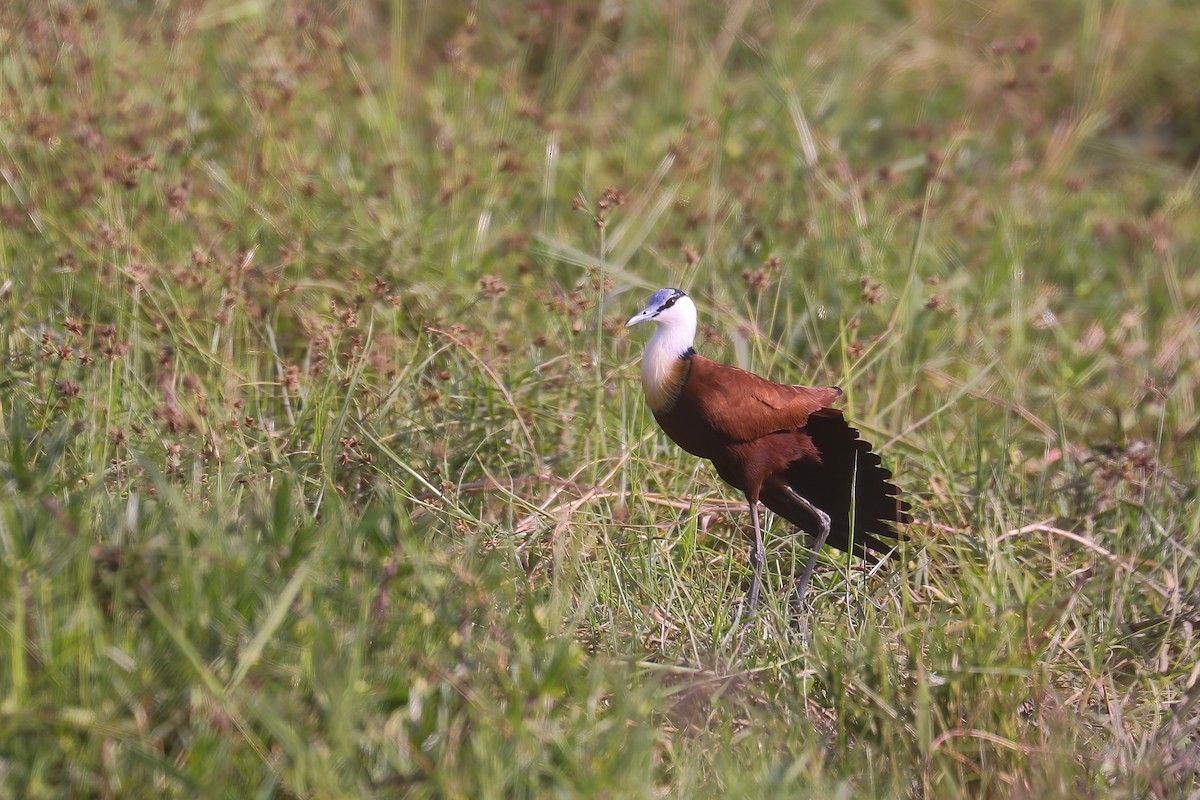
[641,345,692,414]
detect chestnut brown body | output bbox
[653,354,908,560]
[626,287,909,610]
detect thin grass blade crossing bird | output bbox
[625,288,911,612]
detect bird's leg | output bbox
[778,484,831,611]
[746,500,766,612]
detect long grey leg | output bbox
[746,501,766,612]
[779,485,831,610]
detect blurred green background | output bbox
[1,1,1197,797]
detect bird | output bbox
[625,287,910,612]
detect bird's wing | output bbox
[761,406,911,559]
[684,355,843,443]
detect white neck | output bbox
[640,303,696,410]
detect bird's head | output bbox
[625,288,696,332]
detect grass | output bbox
[1,0,1198,796]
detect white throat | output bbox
[639,299,697,410]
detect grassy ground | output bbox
[2,1,1198,797]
